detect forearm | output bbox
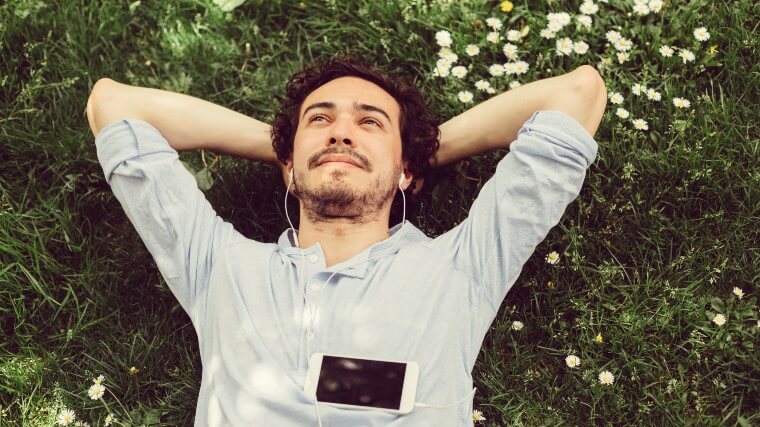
[436,67,584,167]
[87,78,277,163]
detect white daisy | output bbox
[509,80,522,89]
[648,0,663,12]
[547,20,564,33]
[488,63,505,76]
[540,28,557,39]
[545,251,560,264]
[616,52,630,64]
[434,58,451,78]
[565,355,581,368]
[435,30,452,48]
[57,409,76,426]
[576,14,593,29]
[633,0,650,15]
[659,45,674,57]
[645,88,661,101]
[609,92,624,104]
[547,12,572,27]
[732,287,744,299]
[487,31,501,44]
[457,90,474,104]
[615,107,630,119]
[504,62,518,75]
[598,370,615,385]
[632,83,645,95]
[632,118,649,130]
[472,409,486,422]
[511,320,524,331]
[693,27,710,41]
[88,383,106,400]
[506,30,522,42]
[502,43,519,59]
[678,49,696,64]
[672,97,691,108]
[514,61,529,74]
[438,47,458,63]
[556,37,574,55]
[614,37,633,51]
[475,80,492,92]
[712,313,726,326]
[451,66,467,79]
[579,1,599,15]
[573,41,590,55]
[605,30,622,44]
[486,17,503,30]
[465,44,480,56]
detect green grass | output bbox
[1,0,758,425]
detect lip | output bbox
[317,154,363,168]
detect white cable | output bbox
[287,170,321,425]
[286,169,410,426]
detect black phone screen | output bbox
[316,356,406,410]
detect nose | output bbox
[328,115,353,146]
[329,136,352,145]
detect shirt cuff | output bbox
[518,110,599,168]
[95,118,177,183]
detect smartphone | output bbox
[304,353,419,415]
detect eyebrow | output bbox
[301,101,392,125]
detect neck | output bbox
[295,211,394,268]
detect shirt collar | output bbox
[276,220,423,279]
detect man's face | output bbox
[288,76,408,224]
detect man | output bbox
[87,55,606,426]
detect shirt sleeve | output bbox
[429,110,598,312]
[95,118,239,312]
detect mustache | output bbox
[308,147,370,170]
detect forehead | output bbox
[300,76,400,122]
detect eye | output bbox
[362,118,381,126]
[308,115,328,123]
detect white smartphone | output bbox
[304,353,419,415]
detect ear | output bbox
[280,156,294,189]
[399,162,414,191]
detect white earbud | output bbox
[398,174,405,188]
[285,167,299,247]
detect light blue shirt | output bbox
[95,110,597,426]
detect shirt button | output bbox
[305,331,315,340]
[308,254,319,263]
[310,283,320,292]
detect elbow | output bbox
[572,65,608,136]
[87,78,116,138]
[574,65,607,111]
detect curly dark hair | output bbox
[271,54,441,184]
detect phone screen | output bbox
[316,356,407,410]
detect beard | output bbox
[292,163,402,224]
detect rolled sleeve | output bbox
[430,110,598,314]
[95,119,176,184]
[95,119,238,315]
